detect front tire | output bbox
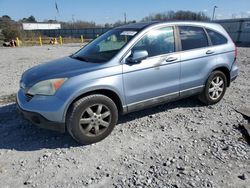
[199,71,227,105]
[66,94,118,144]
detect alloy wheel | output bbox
[79,104,111,137]
[208,76,224,100]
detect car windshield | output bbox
[71,29,138,63]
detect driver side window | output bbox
[132,27,175,57]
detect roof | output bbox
[116,20,220,30]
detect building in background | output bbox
[22,23,61,30]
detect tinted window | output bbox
[206,29,228,45]
[179,26,208,51]
[132,27,175,57]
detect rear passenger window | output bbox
[179,26,208,51]
[132,27,175,57]
[206,29,228,45]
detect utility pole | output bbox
[124,13,127,24]
[72,14,75,29]
[212,6,218,21]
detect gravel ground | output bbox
[0,45,249,188]
[0,44,82,97]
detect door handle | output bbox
[165,57,178,62]
[206,50,215,55]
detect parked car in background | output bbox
[17,21,238,144]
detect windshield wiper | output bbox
[71,55,89,62]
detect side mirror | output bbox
[127,50,148,64]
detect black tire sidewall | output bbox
[67,95,118,144]
[204,71,227,105]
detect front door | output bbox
[122,26,181,111]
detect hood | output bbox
[21,56,107,88]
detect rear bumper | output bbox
[231,75,237,82]
[230,61,238,83]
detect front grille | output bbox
[25,93,34,102]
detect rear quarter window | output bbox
[179,26,208,51]
[206,29,228,45]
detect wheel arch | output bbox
[64,88,125,122]
[207,66,231,87]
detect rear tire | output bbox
[66,94,118,144]
[199,71,227,105]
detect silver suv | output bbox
[17,21,238,144]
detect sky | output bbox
[0,0,250,24]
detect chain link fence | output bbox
[33,28,111,39]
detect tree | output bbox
[2,15,11,20]
[21,15,37,23]
[0,15,22,41]
[142,10,210,22]
[0,15,14,28]
[47,19,57,23]
[2,25,21,41]
[104,23,111,28]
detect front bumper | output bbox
[16,89,66,133]
[17,102,65,133]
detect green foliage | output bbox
[2,26,21,41]
[1,15,15,40]
[1,15,11,20]
[0,15,22,41]
[0,15,13,29]
[20,15,37,23]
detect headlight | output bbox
[27,78,67,96]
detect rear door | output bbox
[178,25,217,96]
[205,28,234,69]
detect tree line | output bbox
[0,10,210,41]
[142,11,210,22]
